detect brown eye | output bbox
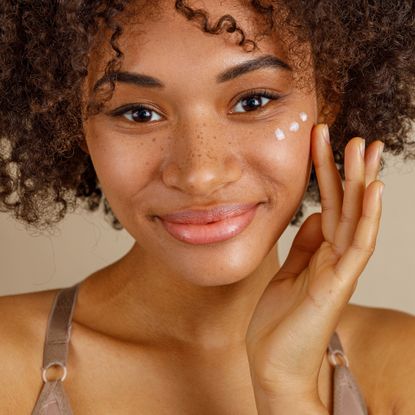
[232,90,281,114]
[111,104,163,123]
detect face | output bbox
[82,1,318,287]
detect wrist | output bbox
[253,383,329,415]
[259,402,329,415]
[257,399,329,415]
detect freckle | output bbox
[299,112,308,122]
[289,121,300,132]
[152,137,156,142]
[275,128,286,141]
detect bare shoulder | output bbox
[0,288,59,411]
[340,303,415,414]
[0,287,59,340]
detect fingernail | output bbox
[377,142,385,160]
[322,124,330,144]
[360,139,366,158]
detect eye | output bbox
[109,88,282,124]
[232,89,282,114]
[110,104,163,123]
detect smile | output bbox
[157,203,261,245]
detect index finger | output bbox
[311,124,344,244]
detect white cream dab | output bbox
[299,112,308,122]
[289,121,300,132]
[275,128,286,141]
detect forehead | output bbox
[88,0,291,84]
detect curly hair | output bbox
[0,0,414,232]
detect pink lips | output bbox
[157,203,261,245]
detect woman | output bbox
[0,1,414,414]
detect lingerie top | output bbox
[31,282,369,414]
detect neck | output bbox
[77,241,281,351]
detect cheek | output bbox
[85,129,162,205]
[247,115,312,187]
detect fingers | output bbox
[332,138,366,256]
[312,123,384,257]
[365,141,384,185]
[275,213,324,281]
[334,179,384,288]
[311,125,343,244]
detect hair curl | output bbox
[0,0,414,231]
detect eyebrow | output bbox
[92,54,292,92]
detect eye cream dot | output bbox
[299,112,308,122]
[289,122,300,132]
[275,128,286,141]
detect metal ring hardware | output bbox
[328,350,350,368]
[42,361,68,383]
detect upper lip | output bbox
[157,202,261,224]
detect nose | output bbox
[161,123,242,197]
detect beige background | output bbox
[0,153,414,316]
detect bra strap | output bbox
[41,282,80,380]
[328,331,368,415]
[32,283,80,415]
[328,331,350,367]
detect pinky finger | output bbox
[333,180,384,288]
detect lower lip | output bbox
[158,204,260,245]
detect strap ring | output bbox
[328,350,350,368]
[42,362,68,383]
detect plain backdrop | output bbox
[0,152,414,316]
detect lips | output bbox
[156,202,262,245]
[158,202,260,225]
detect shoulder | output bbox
[0,287,59,339]
[341,303,415,414]
[0,288,59,411]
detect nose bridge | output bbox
[161,116,242,195]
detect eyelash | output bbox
[109,88,283,124]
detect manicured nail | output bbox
[360,139,366,158]
[322,124,330,144]
[377,142,385,160]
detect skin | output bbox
[80,1,316,349]
[1,1,415,414]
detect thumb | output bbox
[275,213,324,280]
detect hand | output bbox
[245,124,384,410]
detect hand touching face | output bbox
[246,124,384,410]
